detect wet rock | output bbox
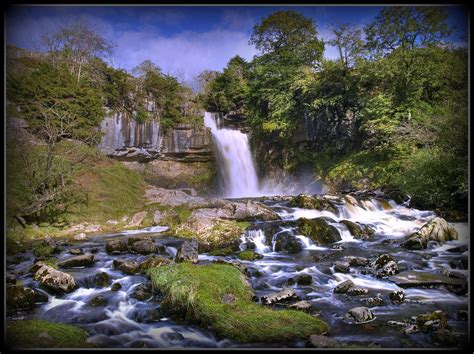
[6,273,16,284]
[334,280,355,293]
[72,232,89,242]
[220,293,236,304]
[89,295,107,306]
[387,320,406,327]
[175,239,199,263]
[389,289,405,303]
[237,250,264,261]
[403,217,458,250]
[334,261,350,273]
[113,259,140,275]
[306,334,338,348]
[372,254,399,277]
[33,289,49,303]
[388,271,467,292]
[415,311,448,331]
[347,287,369,296]
[404,324,420,334]
[289,194,338,214]
[362,293,384,306]
[261,288,298,306]
[340,220,375,240]
[345,306,374,323]
[289,300,312,313]
[297,274,313,286]
[69,248,83,255]
[126,211,148,227]
[34,265,77,293]
[131,239,157,255]
[297,218,341,244]
[273,231,303,253]
[93,272,111,287]
[345,256,369,267]
[430,329,457,346]
[446,245,468,253]
[111,282,122,291]
[331,245,344,251]
[58,254,95,268]
[7,286,36,309]
[131,284,152,301]
[422,320,444,333]
[105,239,129,254]
[139,256,173,272]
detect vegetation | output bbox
[201,7,467,216]
[148,263,328,343]
[6,320,94,348]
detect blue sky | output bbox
[6,5,468,86]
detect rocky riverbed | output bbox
[5,192,469,349]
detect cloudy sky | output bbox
[6,5,468,86]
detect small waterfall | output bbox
[204,112,260,198]
[240,229,271,254]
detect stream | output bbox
[6,195,469,348]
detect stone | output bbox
[175,239,199,263]
[131,284,152,301]
[340,220,374,240]
[153,210,164,225]
[430,329,457,346]
[105,239,129,254]
[362,293,384,306]
[89,295,107,306]
[273,231,303,253]
[389,289,405,303]
[296,274,313,286]
[93,272,111,287]
[289,194,338,214]
[106,220,119,225]
[220,293,236,304]
[306,335,337,348]
[334,280,355,293]
[34,265,77,293]
[404,324,419,334]
[387,320,406,327]
[347,287,368,296]
[6,286,37,309]
[346,256,369,267]
[127,211,148,228]
[131,239,157,255]
[388,271,467,292]
[111,282,122,291]
[69,248,83,255]
[371,254,399,277]
[139,256,173,272]
[345,306,374,323]
[297,218,341,244]
[288,300,312,313]
[334,261,350,273]
[261,288,298,306]
[113,259,140,275]
[403,217,458,250]
[58,254,95,268]
[73,233,88,242]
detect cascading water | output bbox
[204,112,260,198]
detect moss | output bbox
[148,263,328,343]
[237,250,263,261]
[6,319,94,348]
[208,246,236,256]
[33,244,55,258]
[289,195,337,214]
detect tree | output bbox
[329,23,365,70]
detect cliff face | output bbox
[98,111,216,194]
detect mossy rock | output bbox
[237,250,263,261]
[289,194,338,214]
[33,245,55,258]
[208,246,237,257]
[6,320,94,348]
[340,220,374,240]
[148,263,328,343]
[297,218,341,244]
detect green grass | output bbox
[148,263,328,343]
[6,320,94,348]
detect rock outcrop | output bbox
[403,217,458,250]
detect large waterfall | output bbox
[204,112,260,198]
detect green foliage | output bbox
[6,320,94,348]
[148,263,328,343]
[134,106,147,124]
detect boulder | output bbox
[131,283,152,301]
[288,300,312,313]
[371,254,399,277]
[340,220,375,240]
[306,335,338,348]
[273,231,303,253]
[334,280,355,293]
[297,218,341,245]
[93,272,111,287]
[89,295,107,306]
[105,239,129,254]
[403,217,458,250]
[261,288,298,306]
[69,249,83,255]
[113,259,140,275]
[347,287,369,296]
[58,254,95,268]
[139,256,173,272]
[389,289,405,303]
[296,274,313,286]
[6,286,37,309]
[388,271,467,292]
[361,293,384,306]
[345,256,369,267]
[345,306,374,323]
[34,265,77,293]
[289,194,338,214]
[237,250,263,261]
[131,239,157,255]
[111,282,122,291]
[334,261,350,273]
[175,239,199,263]
[126,211,148,228]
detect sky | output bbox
[6,5,469,87]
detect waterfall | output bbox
[204,112,260,198]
